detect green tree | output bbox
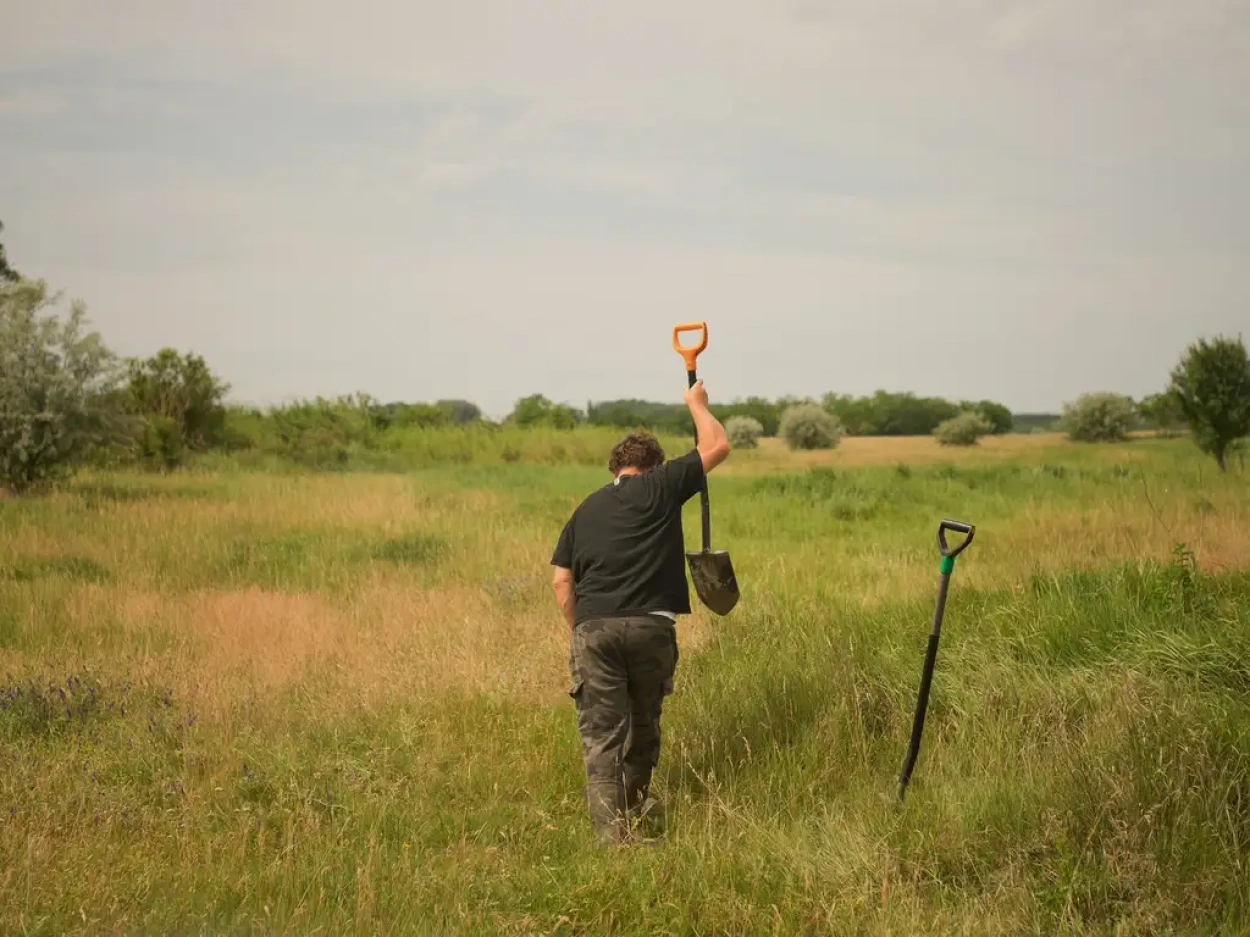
[1167,335,1250,472]
[437,399,482,425]
[822,390,960,436]
[0,220,20,283]
[125,348,230,465]
[588,399,688,434]
[0,279,125,492]
[507,394,582,429]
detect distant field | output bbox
[2,435,1249,933]
[722,431,1104,471]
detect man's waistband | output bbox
[574,611,677,628]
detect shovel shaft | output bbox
[897,566,954,799]
[688,367,712,551]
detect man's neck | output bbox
[613,467,642,486]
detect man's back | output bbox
[551,449,705,624]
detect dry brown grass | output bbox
[720,432,1147,472]
[6,569,722,731]
[993,502,1250,575]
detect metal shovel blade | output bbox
[687,549,739,615]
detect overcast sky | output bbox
[2,1,1247,418]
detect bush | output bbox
[0,279,127,492]
[124,348,230,467]
[263,395,380,469]
[139,414,186,470]
[725,416,763,449]
[1061,392,1137,443]
[779,403,844,450]
[934,410,993,446]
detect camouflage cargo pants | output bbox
[567,614,679,844]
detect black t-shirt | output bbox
[550,449,706,624]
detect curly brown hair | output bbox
[608,430,666,475]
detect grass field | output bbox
[2,432,1249,934]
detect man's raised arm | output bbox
[684,379,731,473]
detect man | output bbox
[550,379,731,846]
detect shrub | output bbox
[1061,392,1137,443]
[779,403,844,450]
[934,410,994,446]
[0,279,128,492]
[139,414,186,470]
[124,348,230,467]
[218,406,267,452]
[725,416,763,449]
[263,395,379,468]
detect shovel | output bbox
[672,321,740,616]
[897,518,975,801]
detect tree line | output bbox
[505,392,1018,438]
[2,220,1248,490]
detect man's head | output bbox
[608,430,666,476]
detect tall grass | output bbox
[1,437,1248,933]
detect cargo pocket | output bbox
[567,637,585,702]
[662,626,679,696]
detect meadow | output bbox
[2,430,1249,934]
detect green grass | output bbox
[1,435,1248,933]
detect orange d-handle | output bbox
[672,321,708,373]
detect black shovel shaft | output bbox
[897,567,953,799]
[688,367,711,551]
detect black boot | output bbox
[586,780,627,847]
[624,772,665,835]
